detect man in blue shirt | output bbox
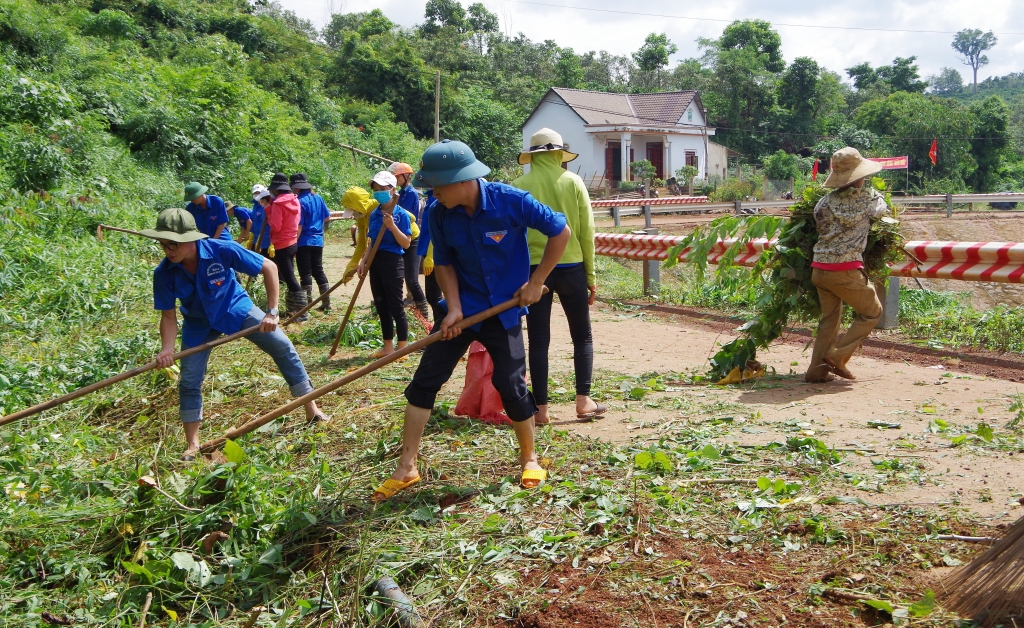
[184,182,232,241]
[144,207,327,460]
[291,173,334,312]
[226,201,252,243]
[372,140,570,502]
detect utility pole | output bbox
[434,70,441,144]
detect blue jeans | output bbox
[178,306,313,423]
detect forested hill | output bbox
[0,0,1021,206]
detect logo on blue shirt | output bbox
[485,230,507,243]
[207,262,227,288]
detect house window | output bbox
[687,109,693,122]
[685,151,698,170]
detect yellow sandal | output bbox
[521,468,547,489]
[371,476,421,502]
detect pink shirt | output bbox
[267,193,300,249]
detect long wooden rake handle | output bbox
[199,292,535,452]
[329,226,387,357]
[96,224,146,240]
[0,285,325,427]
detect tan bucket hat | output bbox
[519,128,578,165]
[823,147,882,189]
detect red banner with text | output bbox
[867,156,909,170]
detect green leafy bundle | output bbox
[665,180,901,381]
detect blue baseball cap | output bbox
[413,139,491,188]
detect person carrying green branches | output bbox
[143,208,326,460]
[371,139,570,503]
[805,147,888,383]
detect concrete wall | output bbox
[707,141,729,180]
[521,95,593,179]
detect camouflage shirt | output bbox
[812,187,889,265]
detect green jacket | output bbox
[512,151,597,286]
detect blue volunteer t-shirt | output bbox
[249,202,272,250]
[416,194,436,257]
[430,179,567,330]
[297,190,331,248]
[367,206,413,256]
[153,239,265,348]
[232,206,251,231]
[396,185,421,225]
[185,194,231,241]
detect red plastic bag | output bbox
[454,342,512,425]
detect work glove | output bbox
[268,244,275,258]
[422,243,434,276]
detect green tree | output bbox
[762,150,800,180]
[442,86,522,174]
[554,47,585,89]
[952,29,998,94]
[878,56,927,93]
[631,33,677,91]
[845,62,878,89]
[969,96,1011,191]
[929,67,964,96]
[421,0,467,36]
[717,19,784,73]
[698,20,783,157]
[856,91,976,191]
[466,3,499,32]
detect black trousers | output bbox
[525,264,594,405]
[403,238,426,303]
[272,243,301,292]
[368,250,408,342]
[296,245,329,287]
[405,315,537,422]
[424,272,443,329]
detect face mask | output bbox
[373,190,392,205]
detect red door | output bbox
[605,141,621,182]
[646,142,664,180]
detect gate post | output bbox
[612,206,620,228]
[637,228,660,296]
[876,276,900,329]
[946,193,953,218]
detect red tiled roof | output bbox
[551,88,699,126]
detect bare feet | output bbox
[575,396,606,419]
[824,356,856,380]
[534,404,551,425]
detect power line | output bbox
[503,0,1024,37]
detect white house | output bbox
[521,87,717,186]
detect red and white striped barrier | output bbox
[591,196,708,208]
[595,233,1024,283]
[891,241,1024,283]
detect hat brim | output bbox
[823,160,883,188]
[269,183,292,192]
[290,182,312,190]
[518,149,579,166]
[140,228,208,243]
[184,185,209,202]
[414,160,491,187]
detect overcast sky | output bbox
[281,0,1023,82]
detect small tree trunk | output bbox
[973,66,978,94]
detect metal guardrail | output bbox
[593,192,1024,223]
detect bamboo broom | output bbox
[328,226,386,358]
[941,516,1024,626]
[199,291,539,452]
[0,277,327,427]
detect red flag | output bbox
[811,160,819,181]
[928,138,938,165]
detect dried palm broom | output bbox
[941,516,1024,626]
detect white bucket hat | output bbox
[519,128,579,165]
[371,170,398,188]
[823,147,883,189]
